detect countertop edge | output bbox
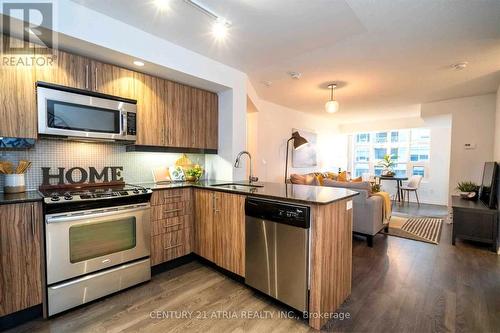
[148,182,360,205]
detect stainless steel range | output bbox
[41,184,152,316]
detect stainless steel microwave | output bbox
[37,82,137,142]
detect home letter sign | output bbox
[41,166,123,186]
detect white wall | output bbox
[494,85,500,161]
[247,99,346,183]
[421,94,497,200]
[340,114,452,205]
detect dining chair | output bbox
[401,175,423,205]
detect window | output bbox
[356,133,370,143]
[410,147,429,161]
[355,147,370,162]
[413,166,425,176]
[354,164,369,177]
[375,132,387,143]
[374,148,387,160]
[350,128,431,179]
[391,131,399,143]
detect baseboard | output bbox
[0,304,42,332]
[151,253,197,275]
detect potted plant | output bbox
[185,165,204,182]
[377,154,396,177]
[456,181,479,200]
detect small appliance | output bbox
[37,82,137,142]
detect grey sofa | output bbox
[322,180,386,247]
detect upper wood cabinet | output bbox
[193,189,245,276]
[1,34,218,147]
[0,202,43,316]
[0,37,37,139]
[134,73,167,146]
[35,48,90,89]
[91,60,135,99]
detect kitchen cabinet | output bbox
[214,192,245,276]
[150,189,193,266]
[134,73,165,146]
[0,202,43,316]
[0,37,37,138]
[166,81,192,148]
[193,189,245,276]
[91,60,135,99]
[35,48,90,90]
[1,34,218,148]
[193,189,215,262]
[190,88,218,150]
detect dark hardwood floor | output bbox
[392,201,449,218]
[7,223,499,333]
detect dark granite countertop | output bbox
[0,191,43,205]
[138,180,359,205]
[0,181,358,206]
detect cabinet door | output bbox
[0,37,37,138]
[190,88,206,149]
[0,202,42,316]
[134,73,165,146]
[193,189,215,261]
[91,60,135,99]
[35,48,90,89]
[167,81,191,148]
[205,91,218,150]
[214,192,245,276]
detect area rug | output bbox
[381,215,443,244]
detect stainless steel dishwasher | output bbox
[245,197,310,312]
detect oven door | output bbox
[45,203,150,285]
[37,85,137,141]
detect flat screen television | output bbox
[479,161,498,209]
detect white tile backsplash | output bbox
[0,139,205,191]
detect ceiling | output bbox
[72,0,500,121]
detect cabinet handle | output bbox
[85,65,89,89]
[163,222,184,228]
[214,195,220,213]
[94,66,98,90]
[30,203,35,237]
[164,208,182,214]
[164,195,182,199]
[164,243,183,250]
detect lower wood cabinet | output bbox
[0,202,43,316]
[194,189,245,276]
[150,189,193,266]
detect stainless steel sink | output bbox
[211,183,264,191]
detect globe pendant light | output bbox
[325,84,339,113]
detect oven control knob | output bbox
[64,195,73,200]
[133,189,140,194]
[50,196,60,202]
[142,189,148,193]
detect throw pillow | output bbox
[338,171,348,182]
[351,176,362,182]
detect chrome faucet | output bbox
[234,151,259,183]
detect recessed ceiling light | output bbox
[451,62,468,70]
[133,60,145,67]
[154,0,170,11]
[212,18,229,40]
[288,71,302,80]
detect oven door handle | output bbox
[46,204,150,224]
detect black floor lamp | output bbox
[284,131,309,183]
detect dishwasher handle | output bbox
[245,197,310,229]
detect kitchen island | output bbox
[144,180,358,330]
